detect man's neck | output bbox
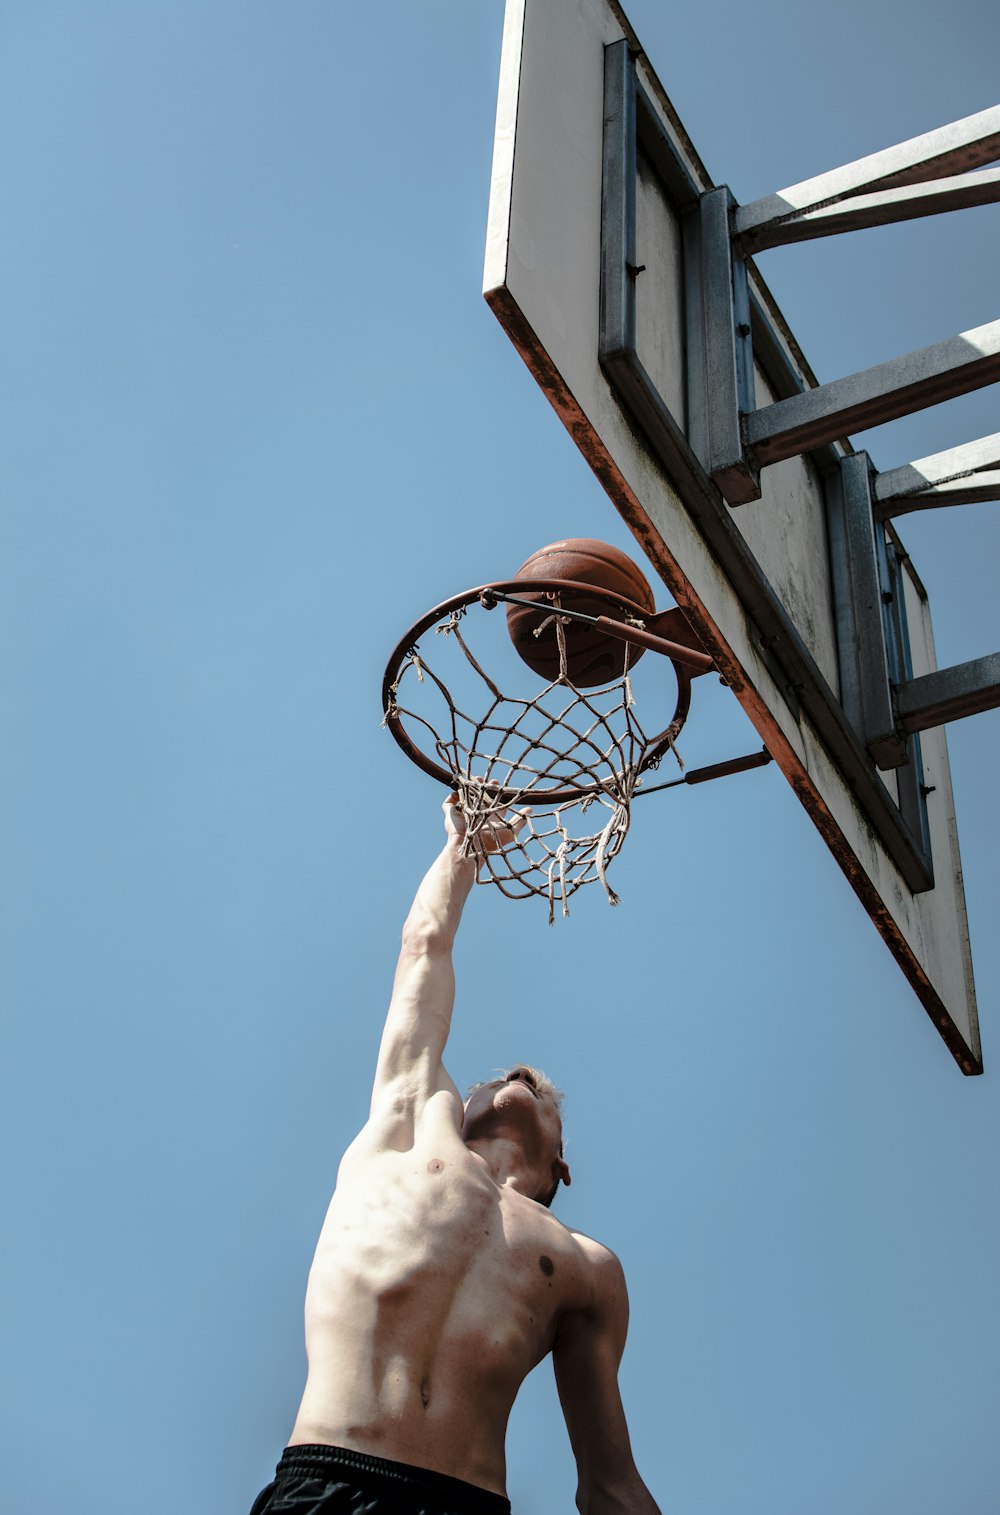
[464,1136,544,1201]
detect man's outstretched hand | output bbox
[443,793,530,855]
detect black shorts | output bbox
[249,1444,512,1515]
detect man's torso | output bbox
[289,1092,597,1496]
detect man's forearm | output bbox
[401,829,476,956]
[578,1476,662,1515]
[372,814,475,1099]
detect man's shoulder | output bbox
[563,1223,621,1270]
[546,1225,629,1344]
[549,1222,626,1308]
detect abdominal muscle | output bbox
[288,1133,571,1496]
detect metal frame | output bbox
[599,41,1000,885]
[832,454,906,770]
[785,446,1000,773]
[875,434,1000,517]
[744,323,1000,474]
[821,451,991,813]
[897,655,1000,732]
[734,167,1000,250]
[734,106,1000,252]
[878,533,933,863]
[598,40,935,891]
[716,105,1000,500]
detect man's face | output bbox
[461,1065,563,1156]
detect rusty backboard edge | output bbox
[484,279,983,1075]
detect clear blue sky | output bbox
[3,3,998,1513]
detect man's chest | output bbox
[318,1149,579,1318]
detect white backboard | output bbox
[484,0,981,1071]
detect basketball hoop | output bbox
[381,561,713,921]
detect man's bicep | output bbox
[553,1252,659,1513]
[554,1311,631,1460]
[554,1253,630,1454]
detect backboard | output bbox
[484,0,987,1072]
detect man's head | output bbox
[462,1064,571,1207]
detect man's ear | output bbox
[553,1155,572,1188]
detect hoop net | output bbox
[383,597,685,921]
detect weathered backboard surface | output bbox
[484,0,981,1071]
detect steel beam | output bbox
[736,166,1000,252]
[735,105,1000,238]
[874,433,1000,516]
[744,321,1000,469]
[690,187,758,503]
[599,40,636,362]
[879,539,933,859]
[877,473,1000,515]
[897,655,1000,732]
[839,455,907,767]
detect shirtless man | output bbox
[249,798,660,1515]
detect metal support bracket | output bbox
[598,40,935,894]
[897,654,1000,732]
[875,433,1000,517]
[828,452,933,853]
[744,322,1000,472]
[827,449,934,892]
[635,748,772,797]
[838,454,907,767]
[734,105,1000,253]
[831,447,1000,800]
[686,104,1000,501]
[688,186,758,502]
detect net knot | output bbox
[532,611,571,640]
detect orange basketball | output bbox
[506,538,656,686]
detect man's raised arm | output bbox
[370,797,477,1121]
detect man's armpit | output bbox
[352,1073,463,1155]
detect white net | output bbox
[383,598,685,921]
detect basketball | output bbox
[505,538,656,686]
